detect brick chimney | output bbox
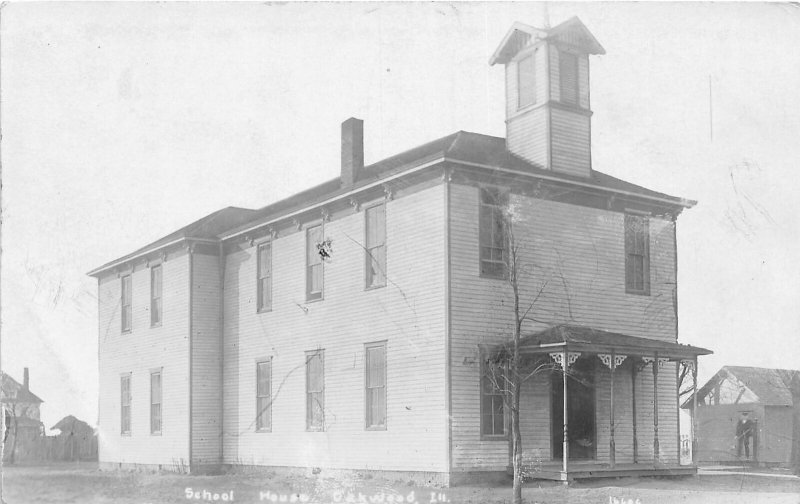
[23,367,29,390]
[341,117,364,188]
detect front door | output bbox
[551,357,596,460]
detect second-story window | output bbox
[257,242,272,312]
[517,51,536,109]
[559,50,579,106]
[150,265,162,326]
[365,204,386,289]
[121,275,132,332]
[306,225,323,301]
[625,214,650,295]
[479,188,508,278]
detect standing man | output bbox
[736,411,756,459]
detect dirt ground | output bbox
[2,463,799,504]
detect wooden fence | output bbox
[4,432,97,463]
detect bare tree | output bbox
[482,203,570,504]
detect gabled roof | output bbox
[1,372,43,404]
[90,131,695,276]
[88,206,258,277]
[688,366,800,408]
[51,415,94,434]
[490,16,605,66]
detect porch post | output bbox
[652,353,660,461]
[562,349,569,475]
[692,357,698,465]
[610,351,618,467]
[631,360,638,463]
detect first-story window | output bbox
[256,359,272,432]
[306,350,324,431]
[365,342,387,429]
[120,374,131,435]
[150,370,162,434]
[480,363,506,437]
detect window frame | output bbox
[480,357,507,440]
[120,373,132,436]
[517,50,536,110]
[558,49,580,107]
[624,214,651,296]
[121,274,132,333]
[364,341,387,430]
[256,358,272,432]
[365,203,387,290]
[478,187,509,279]
[150,369,162,435]
[305,350,325,431]
[305,224,324,302]
[257,241,273,313]
[150,265,162,327]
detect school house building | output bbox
[90,17,711,484]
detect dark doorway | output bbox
[551,357,596,460]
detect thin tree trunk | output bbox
[510,224,523,504]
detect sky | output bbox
[1,2,799,429]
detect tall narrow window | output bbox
[150,265,162,326]
[365,342,387,429]
[559,50,579,106]
[306,350,324,431]
[625,214,650,295]
[120,374,131,435]
[480,365,506,437]
[479,188,508,278]
[365,204,386,289]
[257,243,272,312]
[517,51,536,109]
[306,225,323,301]
[256,359,272,432]
[150,370,162,434]
[121,275,132,332]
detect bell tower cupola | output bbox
[490,17,605,178]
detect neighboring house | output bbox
[1,368,45,463]
[89,17,711,484]
[50,415,98,461]
[682,366,800,466]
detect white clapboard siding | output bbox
[506,106,548,169]
[97,254,190,467]
[222,184,447,472]
[448,183,678,470]
[550,108,591,177]
[191,253,222,465]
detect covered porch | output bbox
[493,325,712,482]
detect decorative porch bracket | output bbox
[549,351,581,370]
[598,353,628,467]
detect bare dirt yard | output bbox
[2,463,799,504]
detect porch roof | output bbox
[497,324,712,361]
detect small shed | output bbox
[50,415,98,461]
[683,366,799,466]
